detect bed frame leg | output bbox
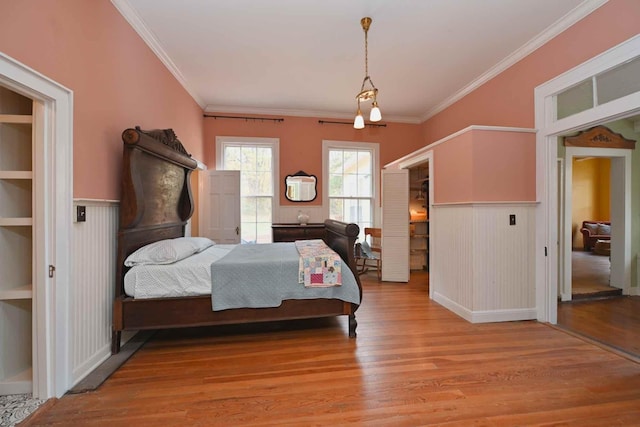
[348,314,357,338]
[111,330,122,354]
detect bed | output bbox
[111,127,363,354]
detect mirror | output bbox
[285,171,317,202]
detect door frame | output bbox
[535,34,640,323]
[398,150,434,294]
[561,148,631,301]
[0,52,73,398]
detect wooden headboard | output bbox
[115,127,198,298]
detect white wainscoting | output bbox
[71,200,119,386]
[431,203,537,323]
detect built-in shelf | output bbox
[0,217,33,226]
[0,114,32,124]
[0,171,33,179]
[0,284,32,300]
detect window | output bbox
[216,137,279,243]
[323,140,379,239]
[555,55,640,121]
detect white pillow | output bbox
[183,236,215,253]
[124,237,214,267]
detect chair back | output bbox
[364,227,382,255]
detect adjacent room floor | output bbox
[556,250,639,360]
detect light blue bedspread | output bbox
[210,242,360,311]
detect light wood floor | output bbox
[26,271,640,426]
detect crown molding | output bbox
[419,0,609,123]
[111,0,205,108]
[205,105,422,124]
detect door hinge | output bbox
[235,226,240,235]
[49,265,56,278]
[544,247,548,257]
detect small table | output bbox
[594,239,611,256]
[272,223,326,242]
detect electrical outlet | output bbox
[77,205,86,222]
[509,214,516,226]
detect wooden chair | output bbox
[355,227,382,280]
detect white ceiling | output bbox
[114,0,605,124]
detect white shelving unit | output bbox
[409,167,429,271]
[0,86,34,395]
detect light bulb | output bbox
[370,101,381,122]
[354,109,365,129]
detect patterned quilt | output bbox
[295,239,342,287]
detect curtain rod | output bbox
[204,114,284,123]
[318,120,387,128]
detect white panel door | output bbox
[381,169,410,282]
[201,170,241,244]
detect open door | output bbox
[381,168,409,282]
[201,170,241,244]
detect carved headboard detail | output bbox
[122,125,192,157]
[563,125,636,150]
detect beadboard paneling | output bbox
[71,200,118,385]
[431,203,536,322]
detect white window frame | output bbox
[215,136,280,242]
[322,140,380,231]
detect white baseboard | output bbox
[433,292,473,322]
[433,292,537,323]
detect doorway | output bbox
[535,34,640,324]
[559,138,633,301]
[0,52,73,398]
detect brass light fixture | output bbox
[354,17,381,129]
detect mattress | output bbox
[124,243,361,307]
[124,244,236,298]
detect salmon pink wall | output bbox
[432,129,535,203]
[0,0,204,200]
[471,131,536,202]
[421,0,640,144]
[432,132,474,203]
[203,115,424,205]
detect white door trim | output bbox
[534,34,640,324]
[563,148,631,300]
[0,52,73,398]
[398,150,434,296]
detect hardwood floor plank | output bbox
[25,271,640,426]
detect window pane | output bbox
[241,146,256,171]
[329,174,343,197]
[596,56,640,105]
[224,146,241,170]
[329,151,343,174]
[241,222,256,244]
[256,197,272,222]
[256,171,272,195]
[358,174,372,197]
[556,79,593,120]
[357,151,371,175]
[343,151,358,174]
[329,198,343,221]
[241,196,256,222]
[256,147,272,171]
[344,174,358,196]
